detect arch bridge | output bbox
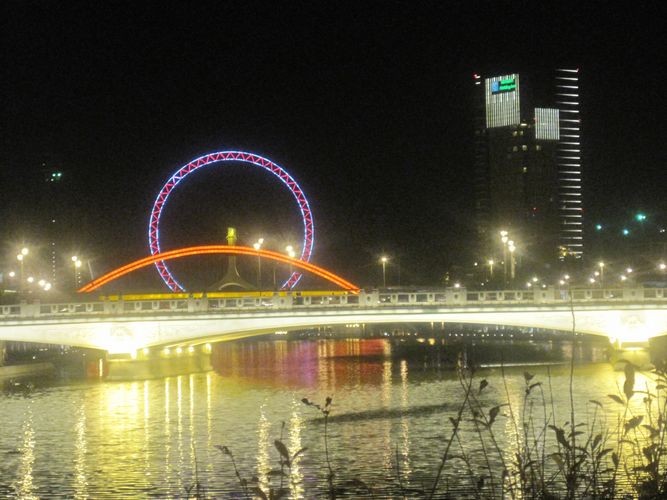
[1,287,666,357]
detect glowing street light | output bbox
[659,262,666,271]
[380,256,388,288]
[488,259,494,280]
[21,247,29,256]
[27,276,34,284]
[507,240,516,281]
[598,261,605,287]
[253,238,264,290]
[8,271,15,278]
[500,231,509,285]
[72,256,83,288]
[285,245,296,278]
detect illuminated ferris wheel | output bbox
[148,151,314,291]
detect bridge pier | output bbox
[609,340,653,370]
[105,345,213,381]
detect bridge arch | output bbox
[78,245,359,293]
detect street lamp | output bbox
[72,256,83,289]
[488,259,494,280]
[507,240,516,282]
[285,245,296,278]
[598,261,605,288]
[17,249,28,295]
[659,262,666,271]
[380,256,388,288]
[500,231,509,286]
[253,238,264,290]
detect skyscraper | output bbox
[473,69,584,278]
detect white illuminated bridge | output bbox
[1,287,666,357]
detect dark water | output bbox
[0,339,649,497]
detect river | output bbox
[0,338,655,498]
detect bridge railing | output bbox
[0,287,665,320]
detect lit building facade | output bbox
[473,69,583,276]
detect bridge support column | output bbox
[610,340,653,371]
[105,345,213,381]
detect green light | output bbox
[635,213,646,222]
[595,224,603,231]
[622,228,630,236]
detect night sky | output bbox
[1,1,665,289]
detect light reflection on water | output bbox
[0,338,651,497]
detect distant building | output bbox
[473,69,583,276]
[39,163,69,288]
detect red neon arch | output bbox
[78,246,359,293]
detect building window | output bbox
[522,167,528,173]
[536,145,542,151]
[512,146,518,152]
[521,145,528,151]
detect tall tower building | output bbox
[473,69,584,276]
[555,68,584,259]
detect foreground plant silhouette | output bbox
[215,427,306,500]
[213,354,667,498]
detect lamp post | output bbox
[500,231,509,287]
[508,240,516,282]
[72,256,83,289]
[380,256,388,288]
[286,245,295,278]
[598,261,605,288]
[253,238,264,290]
[488,259,494,281]
[17,247,28,295]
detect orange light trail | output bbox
[78,245,360,293]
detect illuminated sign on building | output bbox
[491,78,517,94]
[485,74,520,128]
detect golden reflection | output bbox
[189,374,196,481]
[177,375,185,491]
[206,372,212,459]
[381,359,393,470]
[74,402,88,500]
[143,381,151,484]
[256,405,271,492]
[16,405,36,499]
[164,378,172,486]
[399,359,412,478]
[289,399,305,498]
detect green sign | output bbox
[491,78,516,94]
